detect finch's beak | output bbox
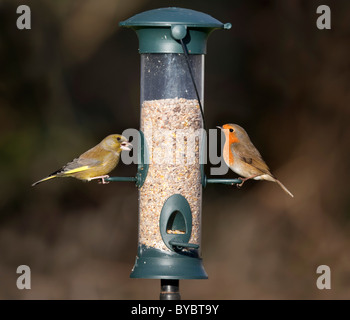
[216,126,223,130]
[121,141,132,151]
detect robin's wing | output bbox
[231,142,271,175]
[50,157,102,176]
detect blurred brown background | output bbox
[1,0,349,299]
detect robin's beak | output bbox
[216,126,223,130]
[121,141,132,151]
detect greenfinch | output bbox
[217,124,294,197]
[32,134,132,186]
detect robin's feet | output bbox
[236,175,261,188]
[237,177,247,188]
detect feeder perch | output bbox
[120,7,231,298]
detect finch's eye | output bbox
[229,128,234,133]
[117,137,121,141]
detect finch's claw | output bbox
[89,175,110,184]
[100,177,110,184]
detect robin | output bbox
[217,124,294,197]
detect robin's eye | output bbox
[229,128,234,133]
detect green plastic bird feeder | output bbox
[120,7,231,299]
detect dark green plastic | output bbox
[119,7,231,54]
[202,175,243,188]
[121,7,231,281]
[105,176,137,183]
[171,25,187,40]
[159,194,193,251]
[130,244,208,279]
[169,240,199,250]
[130,193,206,279]
[120,7,231,28]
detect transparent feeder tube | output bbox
[139,53,204,252]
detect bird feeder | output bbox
[120,7,231,299]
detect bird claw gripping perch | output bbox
[87,175,111,184]
[99,177,110,184]
[237,174,261,188]
[236,181,243,188]
[237,177,247,188]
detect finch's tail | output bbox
[31,175,56,187]
[275,179,294,198]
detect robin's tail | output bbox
[275,179,294,198]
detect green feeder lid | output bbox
[119,7,231,54]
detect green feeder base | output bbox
[130,244,208,279]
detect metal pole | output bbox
[159,279,181,300]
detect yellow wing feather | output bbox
[61,165,91,175]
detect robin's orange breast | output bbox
[222,132,240,167]
[223,141,234,167]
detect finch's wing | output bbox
[51,157,101,176]
[231,142,271,175]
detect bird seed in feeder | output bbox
[139,98,202,251]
